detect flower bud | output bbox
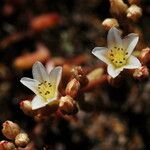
[82,68,106,92]
[65,78,80,99]
[128,0,140,5]
[15,133,30,148]
[133,66,149,80]
[2,121,21,140]
[87,68,104,82]
[20,100,35,116]
[102,18,119,30]
[0,141,16,150]
[72,66,83,79]
[110,0,128,15]
[59,96,78,115]
[71,66,89,87]
[140,47,150,65]
[127,5,142,21]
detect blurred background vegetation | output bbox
[0,0,150,149]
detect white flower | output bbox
[92,27,141,78]
[20,61,62,110]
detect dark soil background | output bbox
[0,0,150,150]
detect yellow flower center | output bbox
[108,46,128,68]
[37,81,56,100]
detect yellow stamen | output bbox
[108,46,128,67]
[37,81,56,100]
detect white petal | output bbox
[92,47,110,65]
[107,27,122,49]
[49,66,62,89]
[32,61,49,82]
[123,33,139,57]
[124,55,141,69]
[31,96,48,110]
[107,64,123,78]
[20,77,39,94]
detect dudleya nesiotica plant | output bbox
[92,27,141,78]
[20,61,62,110]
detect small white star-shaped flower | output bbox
[92,27,141,78]
[20,61,62,110]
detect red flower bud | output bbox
[59,96,78,115]
[2,121,21,140]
